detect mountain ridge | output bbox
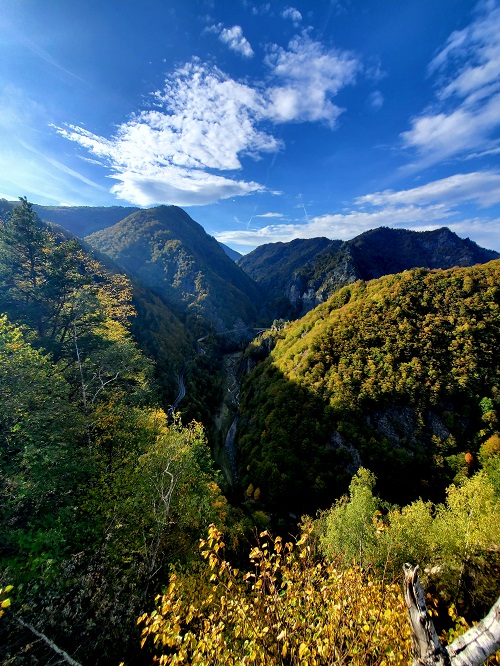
[238,226,500,318]
[85,205,261,331]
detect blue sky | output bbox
[1,0,500,253]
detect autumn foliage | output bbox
[139,522,411,665]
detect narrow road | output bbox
[169,325,262,415]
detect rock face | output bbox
[86,206,261,330]
[239,227,499,317]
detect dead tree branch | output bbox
[14,616,82,666]
[404,563,500,666]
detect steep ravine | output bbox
[213,351,243,487]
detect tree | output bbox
[0,199,152,412]
[0,315,87,567]
[319,467,380,569]
[0,197,48,336]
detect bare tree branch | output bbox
[404,563,450,665]
[14,616,82,666]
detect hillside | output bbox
[0,200,192,405]
[86,206,261,331]
[238,237,341,317]
[237,260,500,515]
[238,227,500,317]
[1,200,499,666]
[219,242,242,262]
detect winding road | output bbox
[168,326,268,414]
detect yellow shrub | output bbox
[139,522,411,664]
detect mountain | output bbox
[238,227,500,317]
[33,204,140,237]
[237,259,500,516]
[237,237,340,317]
[85,205,261,331]
[0,199,139,238]
[0,202,192,405]
[219,242,242,262]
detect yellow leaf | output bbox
[1,599,11,608]
[299,643,308,659]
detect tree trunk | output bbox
[404,563,500,666]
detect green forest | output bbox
[0,200,499,664]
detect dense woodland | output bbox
[0,199,499,664]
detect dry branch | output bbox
[404,563,500,666]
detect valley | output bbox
[0,198,499,665]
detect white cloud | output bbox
[211,24,254,58]
[282,7,302,25]
[402,0,500,165]
[109,168,263,207]
[217,203,453,246]
[56,39,362,206]
[357,171,500,208]
[56,61,277,206]
[254,211,284,218]
[265,33,360,126]
[402,93,500,165]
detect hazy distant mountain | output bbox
[86,206,260,331]
[219,242,242,262]
[0,199,14,218]
[238,227,500,317]
[0,199,139,238]
[33,204,140,237]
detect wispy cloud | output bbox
[217,171,500,251]
[56,35,362,206]
[0,16,86,84]
[217,204,453,246]
[368,90,384,111]
[0,84,104,205]
[208,24,254,58]
[402,0,500,166]
[254,211,284,218]
[252,4,271,16]
[357,171,500,208]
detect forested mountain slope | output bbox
[86,206,261,331]
[1,200,499,665]
[237,260,500,516]
[0,199,232,664]
[238,236,341,317]
[238,227,500,317]
[0,199,192,406]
